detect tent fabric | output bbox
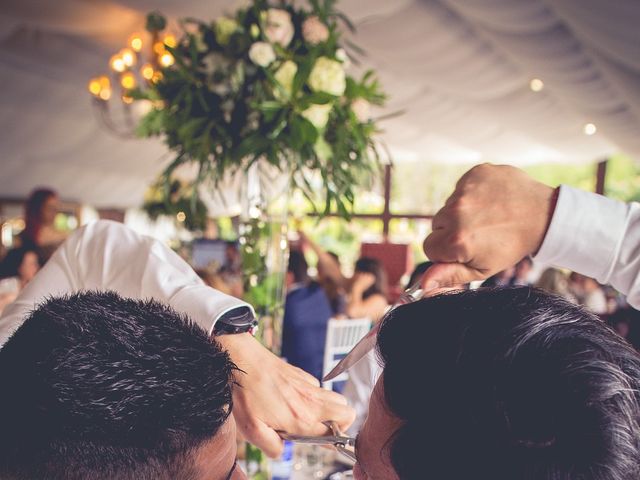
[1,0,639,207]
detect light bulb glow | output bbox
[153,41,165,55]
[99,87,112,101]
[530,78,544,92]
[98,75,111,89]
[159,52,174,68]
[583,123,597,135]
[141,64,154,80]
[120,48,136,67]
[110,55,125,73]
[151,71,163,83]
[129,34,143,52]
[122,94,134,104]
[88,78,101,96]
[163,34,177,48]
[120,72,136,89]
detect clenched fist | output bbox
[422,164,557,288]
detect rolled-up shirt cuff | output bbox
[169,284,255,336]
[533,184,629,284]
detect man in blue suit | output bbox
[281,250,333,382]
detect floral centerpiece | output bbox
[136,0,386,217]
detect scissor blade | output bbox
[322,323,380,382]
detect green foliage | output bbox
[136,0,387,220]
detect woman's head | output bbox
[354,257,388,299]
[23,188,58,244]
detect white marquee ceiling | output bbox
[1,0,639,207]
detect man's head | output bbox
[287,249,309,288]
[0,291,244,480]
[355,287,640,480]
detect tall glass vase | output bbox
[238,161,290,355]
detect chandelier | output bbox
[87,13,174,138]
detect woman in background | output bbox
[0,247,41,314]
[346,257,389,322]
[21,188,67,262]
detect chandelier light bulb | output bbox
[129,34,143,52]
[583,123,597,135]
[163,34,177,48]
[530,78,544,92]
[87,78,101,96]
[98,75,111,90]
[159,52,175,68]
[141,64,155,80]
[99,87,112,101]
[120,48,136,68]
[122,94,134,104]
[120,72,137,90]
[110,55,126,73]
[153,41,166,55]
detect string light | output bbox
[99,87,112,101]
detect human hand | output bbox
[351,272,376,294]
[217,332,355,458]
[422,164,556,288]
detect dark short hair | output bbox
[0,291,236,480]
[377,287,640,480]
[288,249,309,285]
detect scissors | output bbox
[278,421,357,463]
[323,282,424,382]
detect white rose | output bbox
[302,16,329,44]
[302,103,333,129]
[335,48,351,68]
[351,98,371,122]
[308,56,346,96]
[249,42,276,67]
[273,60,298,99]
[264,9,294,47]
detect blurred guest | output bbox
[0,247,41,314]
[570,273,608,315]
[298,231,347,316]
[510,257,533,286]
[0,246,41,289]
[481,266,515,287]
[281,250,333,381]
[219,241,244,298]
[535,268,577,303]
[347,257,389,322]
[20,188,67,262]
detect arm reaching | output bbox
[0,220,355,456]
[422,163,640,309]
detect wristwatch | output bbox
[213,306,258,336]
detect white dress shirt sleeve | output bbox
[0,220,253,345]
[534,185,640,309]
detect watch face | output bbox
[215,306,257,335]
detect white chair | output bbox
[322,318,373,390]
